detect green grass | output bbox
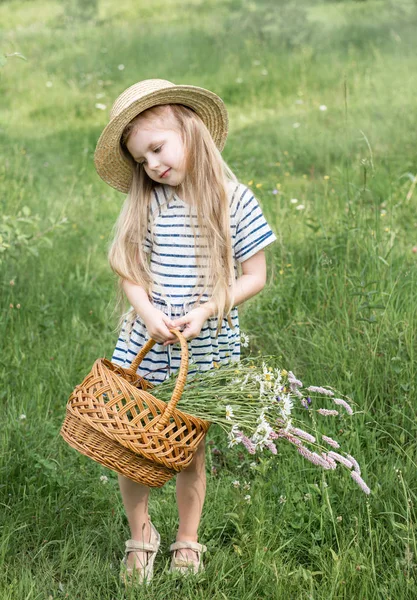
[1,0,417,597]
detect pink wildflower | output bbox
[322,453,337,469]
[269,430,279,439]
[347,454,361,475]
[351,471,371,495]
[307,386,334,397]
[289,426,316,444]
[328,451,353,469]
[317,408,339,416]
[265,440,278,455]
[288,371,303,387]
[322,435,340,449]
[298,446,333,470]
[333,398,353,415]
[241,435,256,455]
[277,429,302,446]
[301,397,311,409]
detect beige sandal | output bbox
[120,521,160,586]
[169,541,207,575]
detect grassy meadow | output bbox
[1,0,417,597]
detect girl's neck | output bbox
[168,183,189,205]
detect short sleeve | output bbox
[233,185,277,263]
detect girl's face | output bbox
[126,117,186,187]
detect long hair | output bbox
[108,103,238,336]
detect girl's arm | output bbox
[202,249,267,318]
[122,279,154,320]
[122,279,177,344]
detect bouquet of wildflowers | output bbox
[155,355,370,495]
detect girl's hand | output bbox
[167,305,211,345]
[142,306,177,345]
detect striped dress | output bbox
[111,180,277,384]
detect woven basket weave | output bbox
[60,329,210,487]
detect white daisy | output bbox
[225,405,235,421]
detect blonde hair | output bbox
[108,104,238,336]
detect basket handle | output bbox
[126,328,189,431]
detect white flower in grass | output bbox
[232,480,240,488]
[296,204,305,211]
[244,494,251,503]
[95,103,107,110]
[225,405,235,421]
[249,462,257,470]
[280,394,293,421]
[293,122,301,128]
[252,433,268,449]
[239,372,251,391]
[46,81,53,88]
[240,331,250,348]
[243,481,251,490]
[261,363,275,391]
[262,363,273,378]
[273,369,283,390]
[100,475,108,484]
[290,198,298,204]
[228,424,242,448]
[281,415,293,428]
[319,105,327,111]
[279,495,287,504]
[19,414,27,421]
[252,414,274,450]
[253,373,265,398]
[118,64,125,70]
[257,409,267,422]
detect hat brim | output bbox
[94,85,228,193]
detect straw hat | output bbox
[94,78,229,193]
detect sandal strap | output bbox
[170,541,207,554]
[125,538,158,553]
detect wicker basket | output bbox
[60,329,210,487]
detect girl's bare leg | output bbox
[175,441,206,563]
[118,474,151,569]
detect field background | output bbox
[1,0,417,598]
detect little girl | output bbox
[94,79,277,584]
